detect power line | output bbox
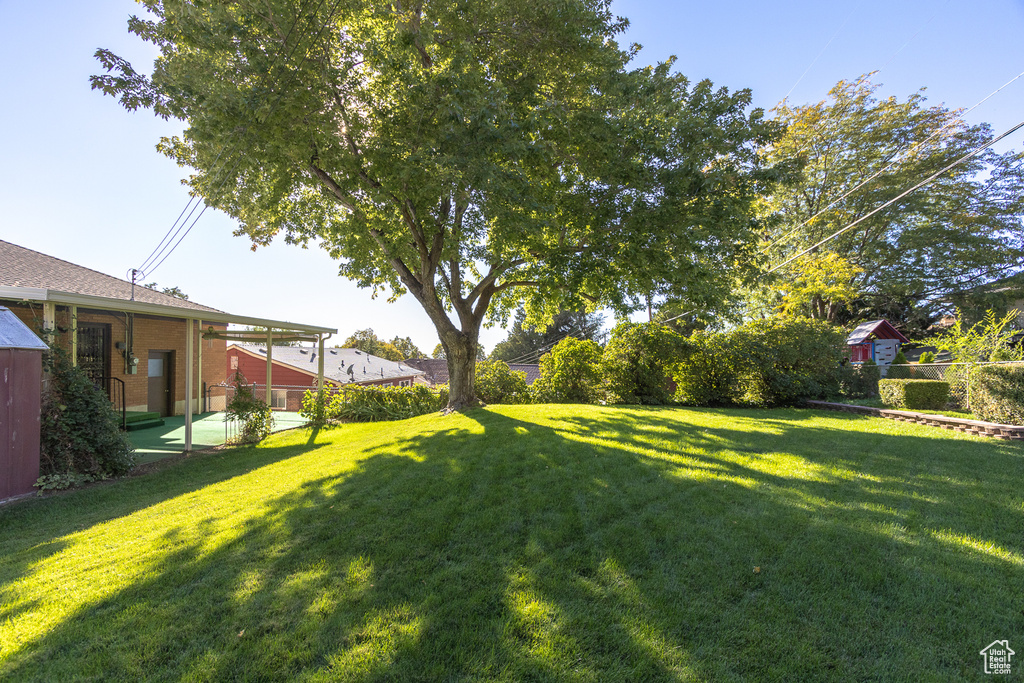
[764,118,1024,277]
[136,0,335,278]
[763,68,1024,254]
[875,0,951,74]
[783,3,861,102]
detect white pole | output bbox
[185,318,194,452]
[266,328,273,408]
[197,319,203,414]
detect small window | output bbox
[230,356,239,370]
[271,389,288,410]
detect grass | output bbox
[1,405,1022,681]
[839,397,974,419]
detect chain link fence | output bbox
[880,361,1023,410]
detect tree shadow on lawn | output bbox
[3,408,1023,681]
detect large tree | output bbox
[94,0,780,409]
[761,77,1024,332]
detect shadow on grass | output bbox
[2,407,1023,681]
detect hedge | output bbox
[301,385,448,424]
[969,364,1024,425]
[878,379,950,410]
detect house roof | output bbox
[405,358,541,385]
[0,239,336,334]
[230,345,425,385]
[846,319,910,345]
[509,363,542,385]
[0,239,222,314]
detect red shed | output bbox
[0,306,49,501]
[846,319,910,365]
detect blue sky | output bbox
[1,0,1022,353]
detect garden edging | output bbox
[806,400,1024,440]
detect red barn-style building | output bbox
[846,319,910,365]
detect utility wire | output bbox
[783,3,861,102]
[875,0,951,73]
[764,118,1024,277]
[137,0,335,278]
[763,68,1024,254]
[502,320,596,364]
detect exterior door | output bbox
[147,351,172,417]
[76,323,110,386]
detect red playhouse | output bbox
[846,319,910,365]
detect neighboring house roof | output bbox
[846,319,910,345]
[509,363,541,385]
[405,358,541,385]
[0,239,222,314]
[0,239,335,334]
[405,358,449,384]
[230,344,425,385]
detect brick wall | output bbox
[3,301,226,416]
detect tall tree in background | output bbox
[389,336,424,360]
[95,0,780,408]
[761,77,1024,334]
[491,308,605,363]
[341,329,403,361]
[143,282,188,300]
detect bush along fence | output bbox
[300,384,449,426]
[878,361,1024,418]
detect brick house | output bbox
[226,344,426,411]
[0,239,334,450]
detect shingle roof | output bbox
[234,345,425,385]
[0,239,223,314]
[405,358,541,385]
[508,363,541,385]
[846,319,910,345]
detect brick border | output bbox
[806,400,1024,440]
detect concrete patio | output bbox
[127,411,308,464]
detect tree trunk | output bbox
[440,330,480,412]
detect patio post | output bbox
[70,306,78,366]
[197,319,203,414]
[266,327,273,408]
[185,318,193,452]
[317,333,325,401]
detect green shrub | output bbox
[918,351,935,364]
[968,364,1024,425]
[672,331,741,406]
[307,384,448,423]
[729,317,846,407]
[886,350,912,379]
[533,337,603,404]
[39,346,135,488]
[475,360,531,404]
[601,323,685,405]
[838,359,880,398]
[299,387,330,428]
[225,379,275,443]
[878,379,950,410]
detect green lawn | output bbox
[1,405,1021,681]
